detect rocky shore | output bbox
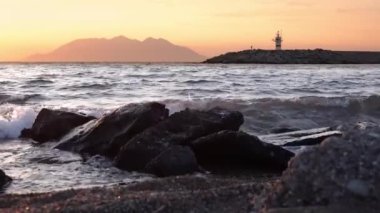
[204,49,380,64]
[1,102,379,212]
[19,103,297,177]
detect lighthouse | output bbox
[273,31,283,50]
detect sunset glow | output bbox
[1,0,380,61]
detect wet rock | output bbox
[262,126,380,209]
[55,102,169,158]
[0,169,12,190]
[144,146,199,177]
[264,203,380,213]
[114,108,244,171]
[346,179,370,197]
[190,130,294,171]
[20,108,95,143]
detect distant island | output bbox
[204,49,380,64]
[26,36,206,62]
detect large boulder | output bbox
[20,108,95,143]
[144,145,199,177]
[55,102,169,157]
[190,130,294,171]
[0,169,12,190]
[262,126,380,209]
[114,108,244,171]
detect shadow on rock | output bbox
[191,130,294,172]
[255,126,380,212]
[0,169,12,192]
[20,108,95,143]
[113,107,244,172]
[55,102,169,157]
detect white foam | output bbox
[49,106,110,118]
[164,98,247,115]
[0,104,37,139]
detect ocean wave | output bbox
[181,79,222,84]
[163,95,380,112]
[124,73,175,78]
[0,94,42,105]
[0,104,37,139]
[26,79,54,84]
[163,98,249,114]
[162,95,380,134]
[0,81,14,85]
[69,83,113,90]
[0,104,107,140]
[250,95,380,112]
[0,95,378,139]
[175,88,227,95]
[26,95,378,119]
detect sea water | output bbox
[0,63,379,194]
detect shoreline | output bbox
[0,175,269,212]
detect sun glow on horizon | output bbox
[0,0,380,61]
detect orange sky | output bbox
[0,0,379,61]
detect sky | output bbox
[0,0,380,61]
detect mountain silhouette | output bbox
[27,36,206,62]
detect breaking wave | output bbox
[0,104,37,139]
[163,95,380,114]
[163,95,380,134]
[0,95,378,140]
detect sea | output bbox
[0,63,379,194]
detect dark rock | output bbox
[20,108,95,143]
[264,203,380,213]
[190,130,294,171]
[114,108,244,171]
[0,169,12,190]
[144,145,199,177]
[55,102,169,158]
[262,126,380,209]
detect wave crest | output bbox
[0,94,42,105]
[163,95,380,113]
[0,104,37,139]
[0,95,378,139]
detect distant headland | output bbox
[205,31,380,64]
[26,36,206,62]
[204,49,380,64]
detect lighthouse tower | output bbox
[273,31,283,50]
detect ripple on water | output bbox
[0,140,152,194]
[0,64,379,194]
